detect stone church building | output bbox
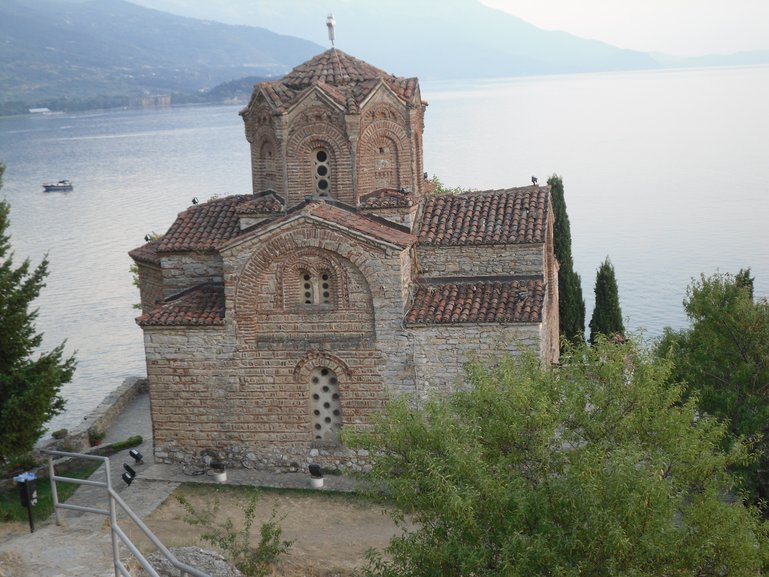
[130,49,559,471]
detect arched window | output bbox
[313,149,331,197]
[299,270,333,306]
[310,367,342,442]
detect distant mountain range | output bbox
[0,0,321,113]
[1,0,767,116]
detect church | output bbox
[129,48,559,471]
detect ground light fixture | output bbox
[128,449,143,464]
[122,463,136,486]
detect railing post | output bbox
[48,456,60,526]
[105,458,121,577]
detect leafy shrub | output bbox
[176,488,292,577]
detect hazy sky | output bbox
[479,0,769,56]
[129,0,769,57]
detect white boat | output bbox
[42,180,73,192]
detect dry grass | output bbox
[125,484,401,577]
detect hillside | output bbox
[0,0,321,112]
[130,0,660,80]
[3,0,767,116]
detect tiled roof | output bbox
[293,201,415,248]
[149,194,414,256]
[136,283,225,327]
[253,49,421,114]
[128,238,161,265]
[157,195,253,252]
[418,186,549,246]
[406,277,545,325]
[235,191,284,215]
[281,49,394,88]
[360,188,415,209]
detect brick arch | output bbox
[361,103,405,127]
[357,120,411,195]
[276,247,350,309]
[253,130,280,192]
[243,104,273,143]
[286,123,352,204]
[234,226,385,341]
[294,349,352,379]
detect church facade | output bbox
[130,49,559,471]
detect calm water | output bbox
[1,65,768,431]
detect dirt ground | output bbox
[0,484,403,577]
[134,485,402,577]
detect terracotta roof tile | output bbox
[252,49,421,114]
[418,186,549,246]
[281,49,392,88]
[360,188,415,209]
[406,277,545,325]
[300,201,415,248]
[128,238,161,265]
[235,191,284,215]
[158,195,253,252]
[136,283,225,327]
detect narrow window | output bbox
[320,272,331,304]
[310,367,342,442]
[299,270,333,306]
[301,271,314,304]
[313,149,331,197]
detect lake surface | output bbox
[1,65,768,431]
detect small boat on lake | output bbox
[42,180,73,192]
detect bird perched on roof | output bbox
[531,176,538,185]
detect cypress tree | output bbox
[0,163,76,463]
[548,174,585,344]
[588,256,624,344]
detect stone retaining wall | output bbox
[38,376,148,455]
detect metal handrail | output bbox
[42,449,212,577]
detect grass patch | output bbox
[0,463,101,524]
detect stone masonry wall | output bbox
[409,323,543,397]
[137,262,163,315]
[160,253,223,297]
[416,244,544,278]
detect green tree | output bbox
[548,174,585,344]
[657,269,769,506]
[0,163,76,464]
[348,339,769,577]
[427,175,474,195]
[589,256,624,344]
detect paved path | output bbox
[0,392,357,577]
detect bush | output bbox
[177,487,293,577]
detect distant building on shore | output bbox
[130,48,559,473]
[135,94,171,108]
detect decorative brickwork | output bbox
[131,48,559,472]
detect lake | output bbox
[1,65,768,431]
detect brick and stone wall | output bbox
[416,244,545,278]
[145,220,416,471]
